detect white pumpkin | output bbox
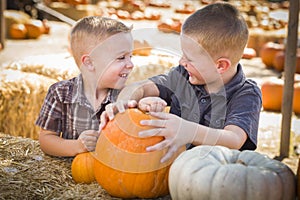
[169,145,296,200]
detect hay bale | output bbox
[3,53,80,81]
[0,133,171,199]
[0,70,57,139]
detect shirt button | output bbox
[200,99,206,103]
[216,120,220,125]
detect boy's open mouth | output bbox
[120,73,128,78]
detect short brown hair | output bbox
[70,16,131,66]
[182,2,248,66]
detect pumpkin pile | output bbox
[4,10,50,40]
[169,145,296,200]
[93,108,184,198]
[261,77,300,114]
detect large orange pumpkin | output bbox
[94,108,184,198]
[71,152,95,184]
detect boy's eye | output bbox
[117,56,126,60]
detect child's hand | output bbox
[138,112,198,163]
[99,100,137,130]
[138,97,167,112]
[78,130,100,152]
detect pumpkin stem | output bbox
[236,159,247,166]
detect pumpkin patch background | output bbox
[1,0,300,199]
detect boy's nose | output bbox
[126,59,134,69]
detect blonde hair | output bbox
[182,2,248,66]
[70,16,131,67]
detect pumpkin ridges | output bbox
[94,158,169,198]
[103,119,163,153]
[169,145,296,200]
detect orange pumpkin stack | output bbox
[94,108,184,198]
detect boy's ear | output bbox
[216,58,231,74]
[81,54,95,71]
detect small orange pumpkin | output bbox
[71,152,95,183]
[24,19,44,39]
[9,23,27,39]
[94,108,184,198]
[260,42,284,68]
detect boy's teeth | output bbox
[121,74,127,77]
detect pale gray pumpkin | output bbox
[169,145,296,200]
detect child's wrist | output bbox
[77,138,87,154]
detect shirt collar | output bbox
[69,74,119,106]
[193,63,246,98]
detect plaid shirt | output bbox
[35,74,119,139]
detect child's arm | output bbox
[39,129,99,157]
[139,111,247,163]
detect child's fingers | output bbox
[105,103,116,120]
[149,102,166,112]
[127,100,137,108]
[138,102,151,112]
[99,111,109,130]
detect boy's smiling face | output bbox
[88,32,134,89]
[179,34,221,86]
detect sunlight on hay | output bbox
[0,70,57,139]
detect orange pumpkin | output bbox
[261,78,284,112]
[94,108,184,198]
[273,50,285,72]
[71,152,95,184]
[24,20,44,39]
[293,82,300,114]
[260,42,284,68]
[273,49,300,73]
[261,78,300,114]
[9,23,27,39]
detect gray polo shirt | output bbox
[149,64,262,150]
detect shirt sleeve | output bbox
[35,83,63,135]
[149,66,188,104]
[225,81,262,150]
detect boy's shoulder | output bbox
[47,76,80,102]
[50,76,78,90]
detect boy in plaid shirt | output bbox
[36,16,133,157]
